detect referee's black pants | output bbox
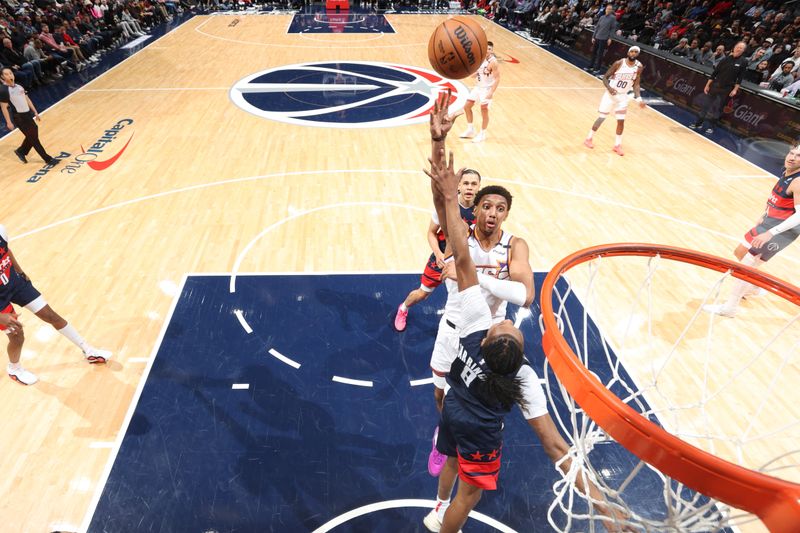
[695,90,728,128]
[14,111,52,162]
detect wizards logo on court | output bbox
[229,61,468,128]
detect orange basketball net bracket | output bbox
[540,243,800,532]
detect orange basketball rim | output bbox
[539,243,800,532]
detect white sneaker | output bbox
[459,125,475,139]
[702,304,737,318]
[8,364,38,385]
[84,347,112,364]
[423,508,463,532]
[472,131,486,143]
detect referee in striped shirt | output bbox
[0,67,58,165]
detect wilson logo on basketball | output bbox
[230,62,468,128]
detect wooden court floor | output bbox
[1,13,795,532]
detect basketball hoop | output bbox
[539,243,800,532]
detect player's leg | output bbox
[424,409,459,532]
[585,92,612,148]
[18,286,112,363]
[428,318,459,475]
[612,95,628,155]
[460,96,477,138]
[472,103,490,143]
[2,305,36,385]
[441,481,482,533]
[613,117,626,155]
[395,255,441,331]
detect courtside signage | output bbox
[229,61,468,128]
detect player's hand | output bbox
[424,149,463,199]
[440,261,458,281]
[750,231,773,249]
[430,88,454,139]
[434,252,445,269]
[0,312,23,332]
[608,88,617,96]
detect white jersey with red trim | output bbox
[475,54,497,88]
[609,59,641,94]
[443,229,514,325]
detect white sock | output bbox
[8,362,20,372]
[58,324,91,352]
[615,134,623,146]
[587,129,595,139]
[436,498,450,520]
[466,122,473,129]
[399,303,408,312]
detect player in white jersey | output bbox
[584,45,646,156]
[422,98,631,531]
[458,41,500,144]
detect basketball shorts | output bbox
[1,279,44,313]
[420,253,443,292]
[436,393,504,490]
[0,304,13,332]
[430,316,460,385]
[598,90,630,119]
[744,216,800,261]
[467,86,493,106]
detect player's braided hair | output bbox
[482,334,528,410]
[474,185,513,211]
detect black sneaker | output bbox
[13,148,27,163]
[44,157,60,166]
[688,122,701,130]
[705,127,714,134]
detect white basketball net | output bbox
[538,253,800,533]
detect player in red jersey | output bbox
[705,145,800,317]
[393,171,481,332]
[0,224,112,385]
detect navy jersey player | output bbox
[422,92,630,532]
[705,144,800,317]
[0,224,112,385]
[394,173,480,332]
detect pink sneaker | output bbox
[613,144,625,156]
[428,426,446,477]
[394,305,408,331]
[583,138,594,149]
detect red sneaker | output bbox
[583,138,594,149]
[613,145,625,156]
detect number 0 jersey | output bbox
[609,59,641,94]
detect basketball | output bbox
[428,17,488,79]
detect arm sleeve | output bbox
[0,224,8,241]
[458,285,492,337]
[769,212,800,235]
[431,210,439,225]
[477,273,527,306]
[517,365,549,419]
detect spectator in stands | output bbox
[763,61,796,91]
[588,4,617,72]
[744,59,771,84]
[24,37,63,78]
[771,47,800,77]
[695,41,714,65]
[541,5,563,44]
[747,45,770,70]
[39,24,83,70]
[671,37,691,57]
[0,37,46,85]
[782,76,800,98]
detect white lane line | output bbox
[410,377,434,386]
[79,274,188,533]
[268,348,301,369]
[332,376,374,387]
[234,309,253,334]
[231,383,250,390]
[88,442,115,449]
[128,357,150,363]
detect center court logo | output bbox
[229,61,468,128]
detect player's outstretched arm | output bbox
[507,237,535,306]
[430,89,454,164]
[527,415,635,532]
[425,150,477,292]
